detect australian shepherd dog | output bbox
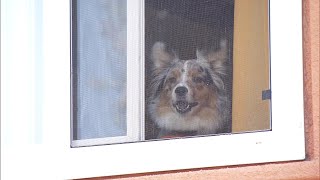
[147,40,231,138]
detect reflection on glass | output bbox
[74,0,127,140]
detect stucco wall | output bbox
[91,0,319,179]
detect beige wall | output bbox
[89,0,319,179]
[232,0,270,132]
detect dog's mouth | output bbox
[174,101,198,114]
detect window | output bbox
[71,0,272,145]
[1,0,304,179]
[71,0,141,147]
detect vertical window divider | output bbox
[127,0,143,142]
[140,0,146,141]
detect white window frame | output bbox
[1,0,304,179]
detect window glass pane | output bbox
[72,0,127,140]
[71,0,270,145]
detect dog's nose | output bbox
[175,86,188,96]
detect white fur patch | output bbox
[172,61,191,101]
[154,111,221,133]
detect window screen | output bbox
[145,0,235,139]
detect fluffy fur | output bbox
[147,40,231,138]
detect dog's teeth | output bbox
[176,104,189,111]
[175,100,197,113]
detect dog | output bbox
[147,40,231,138]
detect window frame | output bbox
[1,0,305,179]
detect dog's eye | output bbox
[168,77,176,83]
[193,77,203,83]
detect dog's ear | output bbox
[152,42,175,69]
[197,39,228,75]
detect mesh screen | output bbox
[145,0,235,139]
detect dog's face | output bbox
[160,60,214,115]
[149,41,228,134]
